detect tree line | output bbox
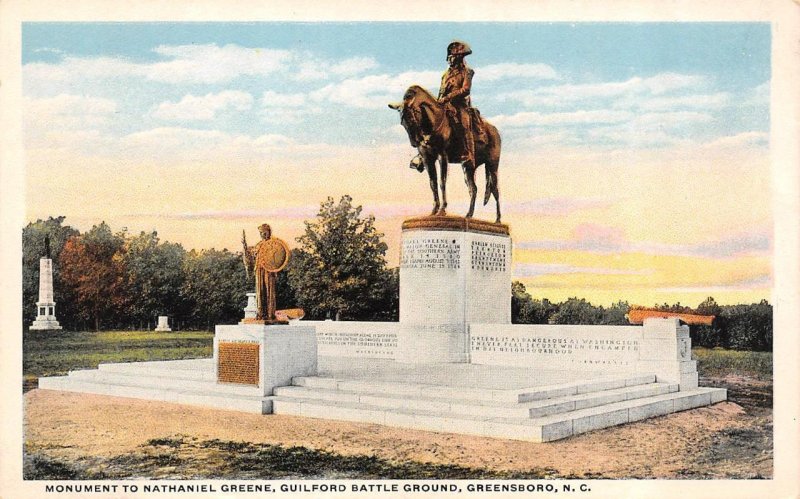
[23,196,771,351]
[23,196,397,331]
[511,282,773,352]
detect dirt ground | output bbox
[22,374,772,479]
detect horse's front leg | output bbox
[437,154,448,216]
[425,154,440,216]
[464,163,477,218]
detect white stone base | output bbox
[30,319,62,330]
[37,355,727,439]
[397,227,511,363]
[214,324,318,396]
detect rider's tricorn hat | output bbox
[258,223,271,233]
[447,41,472,58]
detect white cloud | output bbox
[479,63,560,81]
[147,44,292,84]
[152,91,254,121]
[311,70,441,108]
[490,109,633,128]
[330,57,379,76]
[23,94,118,138]
[24,44,377,89]
[495,73,708,108]
[633,93,731,111]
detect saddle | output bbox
[443,104,488,145]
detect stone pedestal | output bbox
[30,258,62,330]
[241,292,258,321]
[154,316,172,331]
[214,324,317,396]
[396,216,511,363]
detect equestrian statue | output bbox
[389,41,502,223]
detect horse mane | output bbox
[405,85,437,103]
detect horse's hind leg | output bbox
[464,163,478,218]
[437,155,448,216]
[493,169,501,223]
[426,158,440,215]
[489,160,501,223]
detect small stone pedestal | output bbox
[241,292,258,322]
[214,324,317,396]
[155,316,172,332]
[396,216,511,363]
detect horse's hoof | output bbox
[436,209,447,216]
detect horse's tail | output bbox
[483,124,501,206]
[483,170,494,205]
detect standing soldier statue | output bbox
[241,223,290,324]
[438,40,476,169]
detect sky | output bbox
[22,22,771,307]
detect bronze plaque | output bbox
[217,342,259,385]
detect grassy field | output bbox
[23,329,213,392]
[693,347,772,380]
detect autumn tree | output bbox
[58,222,127,330]
[288,195,395,320]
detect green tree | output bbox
[722,300,772,351]
[123,231,188,328]
[511,281,532,323]
[58,222,128,330]
[693,296,725,348]
[288,195,393,320]
[521,298,557,324]
[182,249,249,330]
[551,297,602,325]
[600,301,630,325]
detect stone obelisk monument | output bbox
[30,236,62,331]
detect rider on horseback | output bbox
[438,40,475,168]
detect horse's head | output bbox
[388,86,434,148]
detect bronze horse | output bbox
[389,85,502,223]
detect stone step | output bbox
[97,359,216,381]
[291,373,657,404]
[273,381,678,418]
[37,375,270,413]
[271,387,727,442]
[66,368,261,397]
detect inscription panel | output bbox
[317,330,398,358]
[401,238,460,270]
[470,325,642,371]
[217,341,260,385]
[470,240,507,272]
